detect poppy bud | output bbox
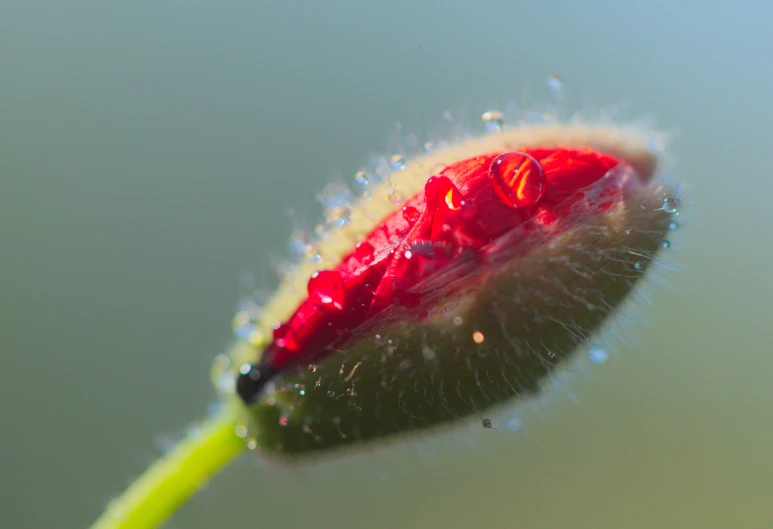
[221,123,678,457]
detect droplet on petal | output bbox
[488,152,545,209]
[402,206,420,223]
[353,241,375,265]
[307,270,346,310]
[424,175,463,211]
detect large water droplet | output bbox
[308,270,346,310]
[488,152,545,208]
[662,197,680,214]
[424,175,462,211]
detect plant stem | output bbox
[90,411,245,529]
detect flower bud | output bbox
[220,123,678,458]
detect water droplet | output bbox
[334,209,351,227]
[354,170,369,187]
[482,418,492,429]
[546,74,564,102]
[472,331,485,344]
[505,416,523,432]
[669,221,679,231]
[353,241,375,265]
[308,270,346,310]
[661,240,671,249]
[299,389,306,396]
[588,347,609,364]
[287,230,312,258]
[547,350,556,358]
[279,416,288,427]
[389,189,403,205]
[309,252,322,264]
[425,175,463,211]
[482,110,504,132]
[634,262,642,270]
[235,425,248,438]
[247,438,258,450]
[327,390,335,398]
[488,152,545,209]
[390,154,406,170]
[308,364,317,372]
[402,206,420,223]
[453,315,463,326]
[662,197,680,214]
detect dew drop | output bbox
[287,230,312,258]
[482,110,504,132]
[308,364,317,372]
[390,154,406,170]
[547,74,564,102]
[588,347,609,365]
[547,350,556,359]
[453,315,463,326]
[634,262,642,270]
[661,240,671,249]
[353,241,375,265]
[482,418,492,429]
[505,416,523,432]
[234,425,248,438]
[425,175,463,211]
[488,152,545,209]
[472,331,485,344]
[402,206,420,223]
[354,170,369,187]
[246,439,258,450]
[423,141,433,152]
[327,390,336,398]
[662,197,680,214]
[669,221,679,231]
[308,270,346,310]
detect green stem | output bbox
[90,411,246,529]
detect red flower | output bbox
[225,122,677,458]
[237,147,644,403]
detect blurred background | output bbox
[2,1,771,528]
